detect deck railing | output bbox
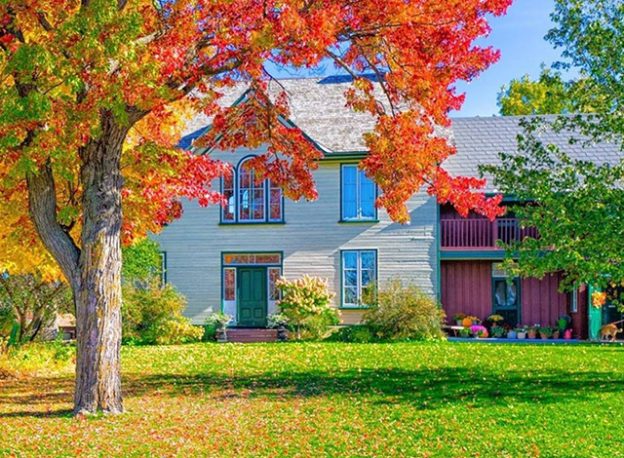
[440,218,538,250]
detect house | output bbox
[154,77,622,339]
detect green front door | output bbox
[237,267,267,327]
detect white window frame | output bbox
[341,164,377,222]
[221,157,284,223]
[342,250,377,307]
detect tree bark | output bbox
[73,113,127,415]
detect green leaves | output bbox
[482,118,624,290]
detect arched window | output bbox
[221,157,283,223]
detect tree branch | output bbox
[26,160,81,289]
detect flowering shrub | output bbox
[276,276,339,340]
[470,325,488,338]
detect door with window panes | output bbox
[492,263,520,326]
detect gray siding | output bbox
[155,145,439,324]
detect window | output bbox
[342,250,377,307]
[224,268,236,301]
[493,278,519,308]
[221,157,283,223]
[159,251,167,286]
[268,267,282,301]
[341,164,376,221]
[222,173,235,222]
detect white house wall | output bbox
[154,145,439,325]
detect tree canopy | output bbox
[0,0,511,414]
[491,0,624,290]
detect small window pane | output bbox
[222,174,235,221]
[344,269,358,287]
[224,268,236,301]
[361,251,376,269]
[268,267,281,301]
[344,286,358,305]
[269,184,282,221]
[362,269,374,286]
[343,251,357,269]
[342,166,358,220]
[360,171,376,218]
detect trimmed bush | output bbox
[363,279,445,341]
[276,275,340,340]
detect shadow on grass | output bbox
[3,365,622,418]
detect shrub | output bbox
[329,325,375,343]
[363,279,445,341]
[0,273,73,344]
[122,280,201,345]
[276,275,339,340]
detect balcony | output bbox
[440,218,538,250]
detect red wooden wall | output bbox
[441,261,492,322]
[441,261,586,336]
[520,274,569,327]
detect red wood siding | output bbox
[441,261,492,322]
[521,274,569,327]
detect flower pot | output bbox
[517,332,527,339]
[527,331,537,339]
[553,330,560,339]
[216,327,228,343]
[456,320,463,326]
[564,329,573,340]
[507,330,517,339]
[277,325,288,341]
[540,334,549,340]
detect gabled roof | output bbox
[447,116,623,191]
[180,77,623,183]
[180,76,381,153]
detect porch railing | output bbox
[440,218,538,250]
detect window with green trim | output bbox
[342,250,377,307]
[341,164,376,221]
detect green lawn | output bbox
[1,341,624,457]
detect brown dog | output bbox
[600,323,622,342]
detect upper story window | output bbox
[222,157,284,224]
[341,164,377,221]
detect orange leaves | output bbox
[0,0,512,278]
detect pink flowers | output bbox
[470,325,488,338]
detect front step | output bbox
[226,328,279,343]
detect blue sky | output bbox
[267,0,563,117]
[454,0,561,117]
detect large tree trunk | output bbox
[27,112,129,415]
[73,115,127,415]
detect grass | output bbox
[1,341,624,457]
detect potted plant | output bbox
[556,316,570,340]
[563,328,573,340]
[507,328,517,339]
[267,313,289,341]
[206,312,232,343]
[539,326,553,340]
[470,324,488,338]
[515,327,527,339]
[527,325,538,339]
[459,327,471,338]
[490,325,505,338]
[453,313,467,326]
[462,315,477,328]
